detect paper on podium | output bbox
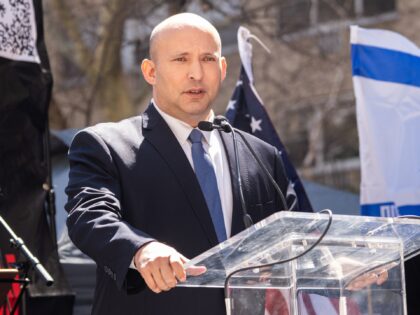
[179,211,420,289]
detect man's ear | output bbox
[141,59,156,85]
[220,56,227,82]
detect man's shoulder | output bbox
[84,116,142,137]
[235,129,277,154]
[72,116,144,149]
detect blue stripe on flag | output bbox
[351,44,420,88]
[361,202,420,217]
[399,205,420,215]
[361,202,393,217]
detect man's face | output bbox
[142,26,227,126]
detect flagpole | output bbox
[43,121,57,246]
[247,34,271,55]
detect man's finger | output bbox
[347,273,373,291]
[376,270,388,285]
[169,254,187,282]
[139,268,161,293]
[186,265,207,276]
[179,254,189,263]
[178,255,206,277]
[160,262,178,288]
[150,263,171,291]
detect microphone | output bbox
[0,215,54,286]
[198,117,252,228]
[197,120,231,133]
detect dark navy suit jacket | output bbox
[65,104,298,315]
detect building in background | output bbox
[44,0,420,195]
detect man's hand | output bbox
[332,257,392,291]
[346,268,388,291]
[134,242,206,293]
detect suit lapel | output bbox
[219,131,247,236]
[142,104,219,246]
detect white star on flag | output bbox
[250,116,262,133]
[227,100,236,111]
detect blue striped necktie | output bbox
[189,129,227,242]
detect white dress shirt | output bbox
[153,102,233,238]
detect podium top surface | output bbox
[180,211,420,288]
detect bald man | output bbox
[65,13,297,315]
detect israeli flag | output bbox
[351,26,420,217]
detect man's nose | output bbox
[188,60,203,81]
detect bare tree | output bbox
[45,0,241,128]
[44,0,402,192]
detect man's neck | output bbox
[151,99,214,127]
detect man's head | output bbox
[141,13,227,127]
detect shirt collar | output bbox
[152,100,215,146]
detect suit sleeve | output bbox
[65,129,154,292]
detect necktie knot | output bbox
[189,129,203,144]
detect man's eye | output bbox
[203,56,216,62]
[174,57,187,62]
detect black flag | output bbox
[0,0,73,313]
[226,27,313,211]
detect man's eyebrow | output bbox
[170,51,219,57]
[171,52,189,57]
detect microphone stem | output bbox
[0,215,54,286]
[235,131,289,211]
[231,129,253,228]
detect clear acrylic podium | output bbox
[179,211,420,315]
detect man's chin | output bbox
[182,101,212,115]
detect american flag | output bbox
[225,27,312,212]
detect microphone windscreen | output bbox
[198,121,214,131]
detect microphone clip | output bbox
[214,116,232,133]
[197,116,232,133]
